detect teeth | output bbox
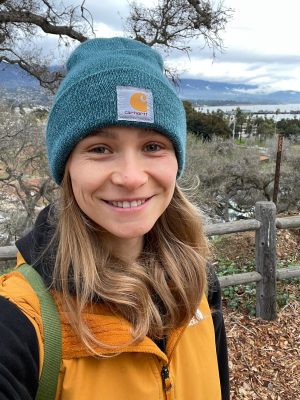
[108,199,146,208]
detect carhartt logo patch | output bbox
[117,86,154,123]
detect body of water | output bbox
[195,103,300,120]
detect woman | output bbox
[0,37,229,399]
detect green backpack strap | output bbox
[18,263,62,400]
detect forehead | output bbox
[86,126,166,140]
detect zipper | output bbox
[161,364,172,400]
[159,322,189,399]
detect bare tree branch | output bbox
[1,0,233,90]
[0,10,87,41]
[126,0,233,53]
[0,0,93,90]
[0,104,58,241]
[0,48,64,92]
[80,0,95,35]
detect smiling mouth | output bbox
[104,199,148,209]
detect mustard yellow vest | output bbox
[0,258,221,400]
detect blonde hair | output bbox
[52,173,210,354]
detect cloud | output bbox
[217,52,300,65]
[24,0,300,93]
[164,47,300,93]
[84,0,129,29]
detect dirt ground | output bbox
[213,215,300,399]
[224,301,300,399]
[213,226,300,267]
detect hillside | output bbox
[179,79,300,104]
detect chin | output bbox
[113,225,154,240]
[114,231,148,240]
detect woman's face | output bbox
[68,126,178,242]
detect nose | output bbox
[110,153,148,190]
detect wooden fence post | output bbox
[255,201,277,320]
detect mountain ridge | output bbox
[1,62,300,105]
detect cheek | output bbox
[160,157,178,189]
[154,159,178,207]
[69,160,99,194]
[68,166,93,208]
[69,177,86,213]
[70,175,97,203]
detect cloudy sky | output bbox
[61,0,300,93]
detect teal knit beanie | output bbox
[46,37,186,184]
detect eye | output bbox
[144,143,162,152]
[89,145,110,154]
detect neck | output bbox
[101,234,144,263]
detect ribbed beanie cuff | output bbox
[46,38,186,184]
